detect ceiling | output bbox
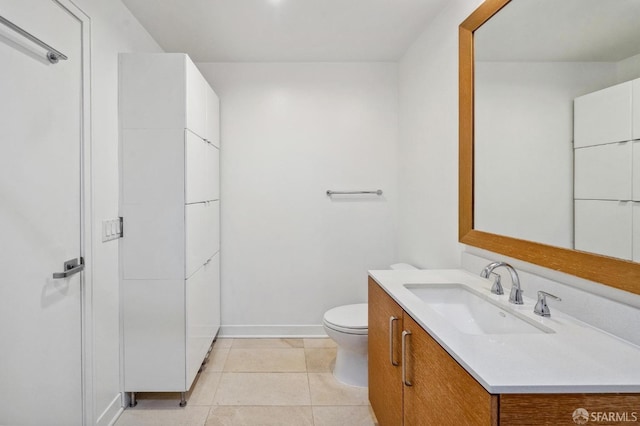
[121,0,450,62]
[475,0,640,62]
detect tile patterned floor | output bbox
[115,338,378,426]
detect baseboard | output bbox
[219,324,328,338]
[96,393,122,426]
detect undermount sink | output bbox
[404,284,553,335]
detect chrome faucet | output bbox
[534,291,561,317]
[480,262,524,304]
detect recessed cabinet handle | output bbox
[402,330,412,386]
[389,316,399,366]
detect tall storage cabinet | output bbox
[119,53,221,399]
[574,79,639,261]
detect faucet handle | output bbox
[534,291,561,317]
[509,286,524,305]
[489,272,504,295]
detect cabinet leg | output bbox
[179,392,187,407]
[129,392,137,408]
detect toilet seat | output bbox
[323,303,368,335]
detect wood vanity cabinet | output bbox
[369,278,496,425]
[369,278,640,426]
[369,279,404,425]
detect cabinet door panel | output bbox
[185,58,207,139]
[634,141,640,201]
[119,54,185,131]
[633,79,640,140]
[185,203,208,278]
[575,200,632,260]
[205,200,220,258]
[574,81,632,148]
[185,130,208,204]
[123,279,186,391]
[205,253,221,337]
[122,204,184,280]
[206,144,220,201]
[634,203,640,263]
[186,264,211,388]
[186,202,220,278]
[122,128,184,205]
[403,314,497,426]
[574,142,632,200]
[206,87,220,147]
[368,278,403,426]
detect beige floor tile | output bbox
[303,338,336,348]
[312,406,377,426]
[212,338,233,349]
[206,406,313,426]
[213,372,311,406]
[189,372,222,406]
[115,405,210,426]
[304,348,336,372]
[204,347,230,372]
[231,338,304,349]
[308,373,369,406]
[224,348,306,372]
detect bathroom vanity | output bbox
[368,270,640,425]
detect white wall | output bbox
[396,0,484,268]
[617,52,640,82]
[474,61,617,248]
[198,62,398,336]
[63,1,162,424]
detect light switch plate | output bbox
[102,217,124,242]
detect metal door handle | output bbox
[402,330,412,386]
[389,316,399,366]
[53,257,84,279]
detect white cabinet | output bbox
[574,200,632,260]
[119,53,220,396]
[633,80,640,140]
[574,79,640,260]
[574,142,632,200]
[634,141,640,201]
[206,87,220,147]
[186,62,208,140]
[574,81,632,148]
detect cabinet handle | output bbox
[401,330,412,386]
[389,316,399,366]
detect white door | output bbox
[0,1,86,424]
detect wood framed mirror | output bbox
[459,0,640,295]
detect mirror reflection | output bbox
[473,0,640,262]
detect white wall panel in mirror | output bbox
[634,80,640,140]
[635,204,640,262]
[574,142,632,201]
[634,141,640,201]
[575,200,632,260]
[474,0,640,261]
[573,82,632,148]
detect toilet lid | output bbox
[323,303,368,331]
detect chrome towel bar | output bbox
[0,15,68,64]
[326,190,383,196]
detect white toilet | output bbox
[322,263,417,387]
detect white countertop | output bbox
[369,269,640,394]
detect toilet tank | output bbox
[389,263,418,270]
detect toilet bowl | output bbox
[323,263,418,387]
[323,303,368,387]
